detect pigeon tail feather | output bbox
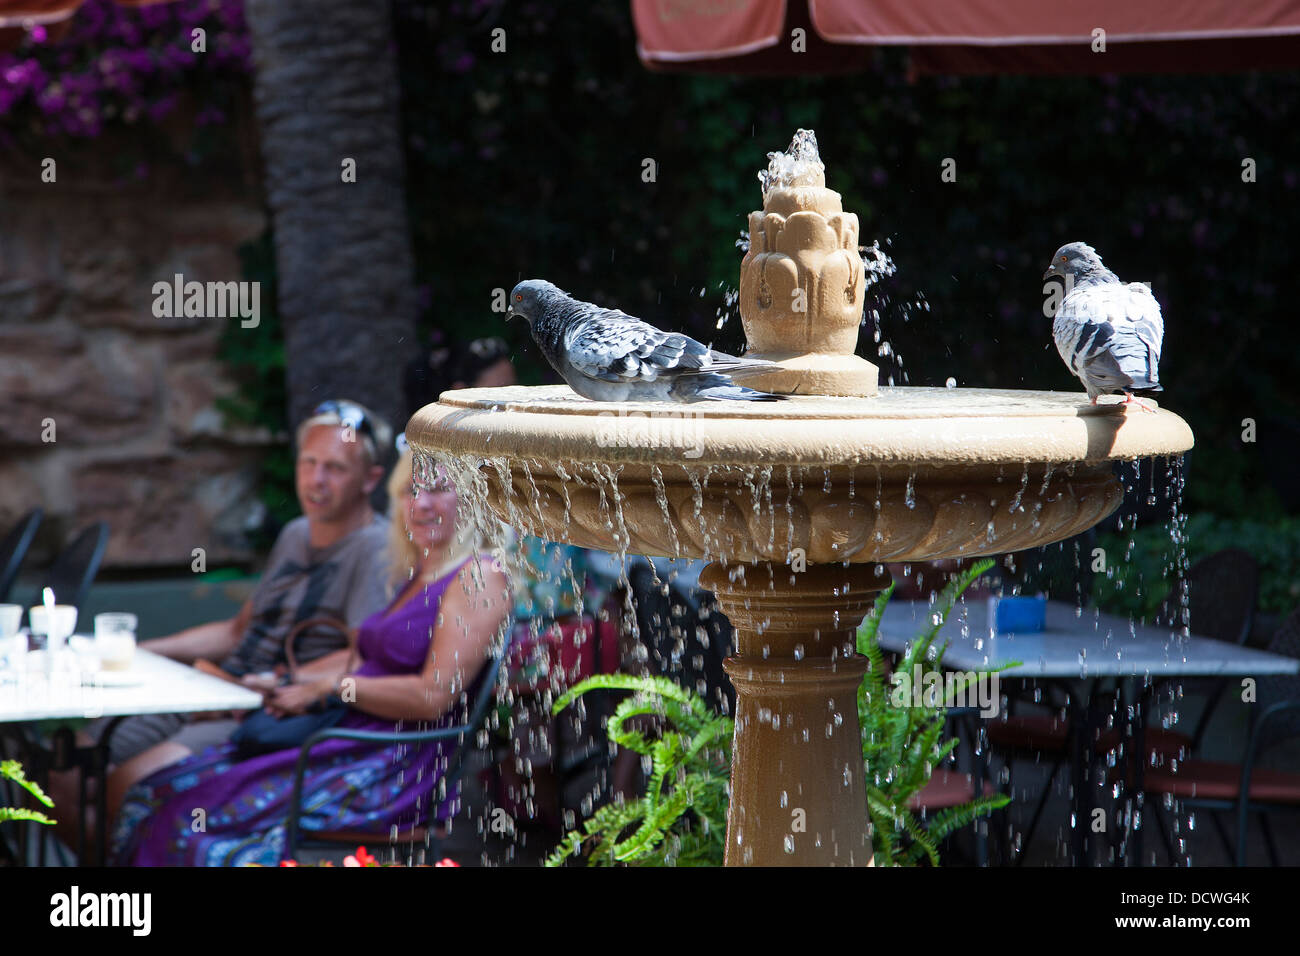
[691,383,787,402]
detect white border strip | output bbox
[813,25,1300,47]
[637,33,783,61]
[0,10,77,28]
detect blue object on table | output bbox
[994,595,1047,634]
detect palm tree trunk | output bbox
[244,0,418,436]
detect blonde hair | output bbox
[385,448,479,588]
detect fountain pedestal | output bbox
[702,561,885,866]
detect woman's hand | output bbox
[266,677,333,717]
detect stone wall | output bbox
[0,139,273,570]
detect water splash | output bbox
[758,128,824,201]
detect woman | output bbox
[109,450,508,865]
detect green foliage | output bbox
[546,561,1011,866]
[544,674,731,867]
[1093,513,1300,620]
[857,558,1012,866]
[0,760,55,826]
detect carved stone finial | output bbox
[740,130,880,397]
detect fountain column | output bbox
[701,560,886,866]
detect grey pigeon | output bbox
[506,279,786,403]
[1043,242,1163,406]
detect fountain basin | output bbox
[407,384,1193,565]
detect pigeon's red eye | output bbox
[515,294,522,301]
[1060,256,1067,261]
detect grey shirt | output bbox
[219,514,390,677]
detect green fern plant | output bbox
[0,760,56,825]
[544,674,731,867]
[858,558,1013,865]
[547,559,1013,866]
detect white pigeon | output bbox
[506,279,786,403]
[1043,242,1163,408]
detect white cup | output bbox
[29,604,77,647]
[0,605,24,674]
[95,612,137,671]
[0,604,21,639]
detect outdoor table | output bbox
[0,643,263,866]
[876,599,1300,866]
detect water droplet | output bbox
[945,377,956,389]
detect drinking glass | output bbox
[95,612,138,671]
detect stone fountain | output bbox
[406,131,1193,866]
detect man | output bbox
[57,400,394,843]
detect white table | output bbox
[0,643,262,866]
[0,645,263,723]
[876,599,1300,679]
[874,600,1299,866]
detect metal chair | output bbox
[0,508,42,604]
[988,547,1259,862]
[626,561,735,715]
[911,707,1004,865]
[283,650,505,863]
[1149,547,1259,753]
[29,521,109,617]
[1136,607,1300,865]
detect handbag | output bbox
[229,615,356,759]
[230,698,349,758]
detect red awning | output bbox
[632,0,1300,74]
[0,0,163,50]
[0,0,160,26]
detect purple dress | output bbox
[110,560,488,866]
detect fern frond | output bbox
[0,807,56,825]
[923,793,1011,844]
[1,760,54,808]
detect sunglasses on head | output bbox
[312,400,375,442]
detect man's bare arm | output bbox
[292,648,352,683]
[143,598,253,665]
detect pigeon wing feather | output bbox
[1054,283,1163,393]
[564,308,710,384]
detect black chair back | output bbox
[0,508,43,603]
[1257,608,1300,748]
[627,562,735,715]
[1157,547,1258,644]
[32,521,109,617]
[435,649,506,801]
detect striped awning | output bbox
[632,0,1300,74]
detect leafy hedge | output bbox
[1093,513,1300,620]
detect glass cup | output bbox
[95,612,137,671]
